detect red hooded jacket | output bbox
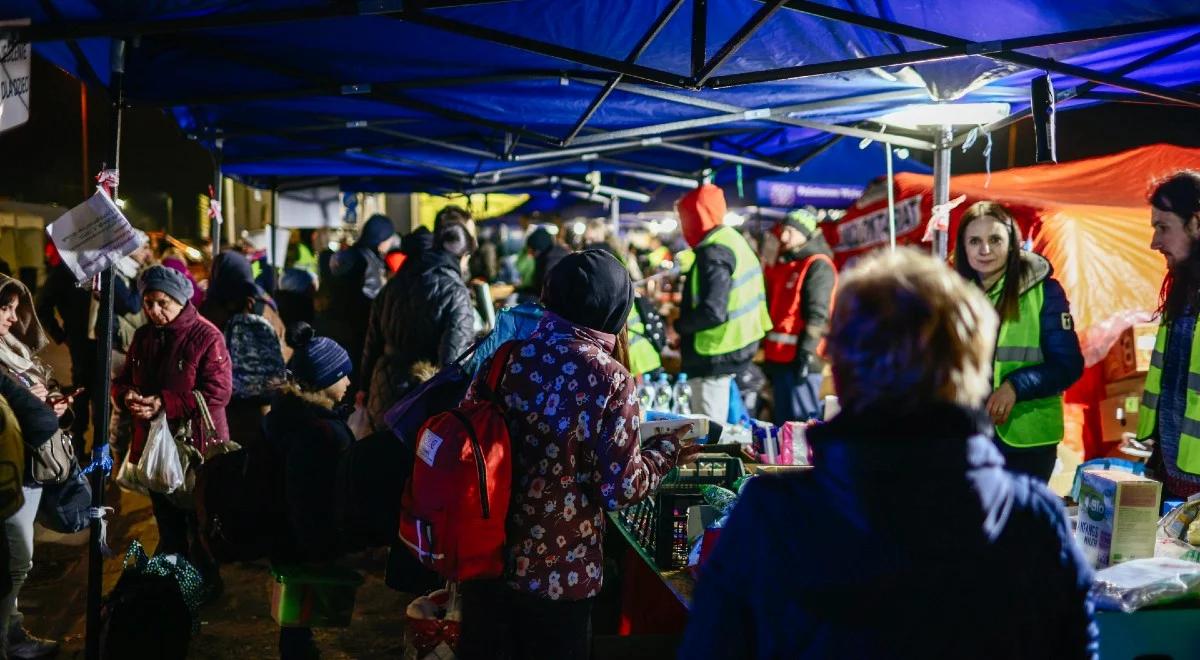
[678,184,725,247]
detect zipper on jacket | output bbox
[449,409,490,519]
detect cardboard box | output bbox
[639,414,709,445]
[1105,376,1146,399]
[1099,395,1141,443]
[1074,470,1162,568]
[1102,323,1159,383]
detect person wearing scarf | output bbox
[0,275,66,659]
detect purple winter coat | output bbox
[113,303,233,461]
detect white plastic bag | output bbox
[1091,557,1200,612]
[347,404,372,440]
[137,413,184,494]
[112,446,147,494]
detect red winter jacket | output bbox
[113,304,233,462]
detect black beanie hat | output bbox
[541,249,634,336]
[526,227,554,254]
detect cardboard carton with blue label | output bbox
[1074,469,1162,569]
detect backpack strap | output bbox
[481,341,518,402]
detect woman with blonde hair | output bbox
[953,201,1083,481]
[681,249,1095,659]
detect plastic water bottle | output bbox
[672,373,692,415]
[653,373,673,412]
[637,376,656,416]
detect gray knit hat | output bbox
[138,265,195,306]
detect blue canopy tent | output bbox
[3,3,1199,655]
[4,1,1198,225]
[755,138,932,209]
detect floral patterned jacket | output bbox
[467,311,680,601]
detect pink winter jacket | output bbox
[113,303,233,461]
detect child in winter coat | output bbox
[262,322,355,660]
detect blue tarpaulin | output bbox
[2,1,1197,194]
[756,139,932,208]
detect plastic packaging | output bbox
[138,413,184,494]
[271,564,364,628]
[404,585,462,660]
[636,376,656,417]
[1090,557,1200,612]
[672,373,692,415]
[653,373,673,413]
[823,395,840,421]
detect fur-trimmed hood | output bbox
[0,274,48,353]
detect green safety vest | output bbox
[990,279,1063,448]
[687,226,772,357]
[517,251,535,288]
[627,305,662,376]
[294,243,318,275]
[1137,321,1200,474]
[676,249,695,274]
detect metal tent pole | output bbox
[610,196,621,239]
[885,144,896,251]
[212,139,224,257]
[85,37,125,660]
[931,126,953,259]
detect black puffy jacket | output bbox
[361,248,475,427]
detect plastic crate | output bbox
[270,564,364,628]
[615,455,745,570]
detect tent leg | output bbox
[610,196,621,238]
[271,187,280,278]
[85,38,124,660]
[885,143,896,251]
[932,125,952,259]
[212,141,224,257]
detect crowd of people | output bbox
[0,170,1194,658]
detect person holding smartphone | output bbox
[0,275,68,659]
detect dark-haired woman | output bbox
[112,265,232,596]
[954,201,1083,481]
[0,275,67,658]
[264,322,355,659]
[1138,170,1200,498]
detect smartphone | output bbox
[48,387,85,403]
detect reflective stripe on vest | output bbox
[763,253,836,364]
[991,280,1063,448]
[626,305,661,376]
[688,226,772,357]
[1137,321,1200,474]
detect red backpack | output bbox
[399,341,517,581]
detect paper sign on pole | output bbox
[46,189,146,283]
[0,20,31,134]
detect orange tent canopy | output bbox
[829,144,1200,364]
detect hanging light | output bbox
[874,102,1011,130]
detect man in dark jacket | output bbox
[360,222,476,429]
[674,184,772,423]
[320,214,397,394]
[762,209,837,423]
[680,249,1095,660]
[518,227,570,302]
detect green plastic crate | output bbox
[270,564,364,628]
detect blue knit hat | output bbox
[139,265,194,306]
[285,322,352,391]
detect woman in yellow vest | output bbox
[953,201,1083,481]
[1137,171,1200,499]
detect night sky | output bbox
[0,54,1197,240]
